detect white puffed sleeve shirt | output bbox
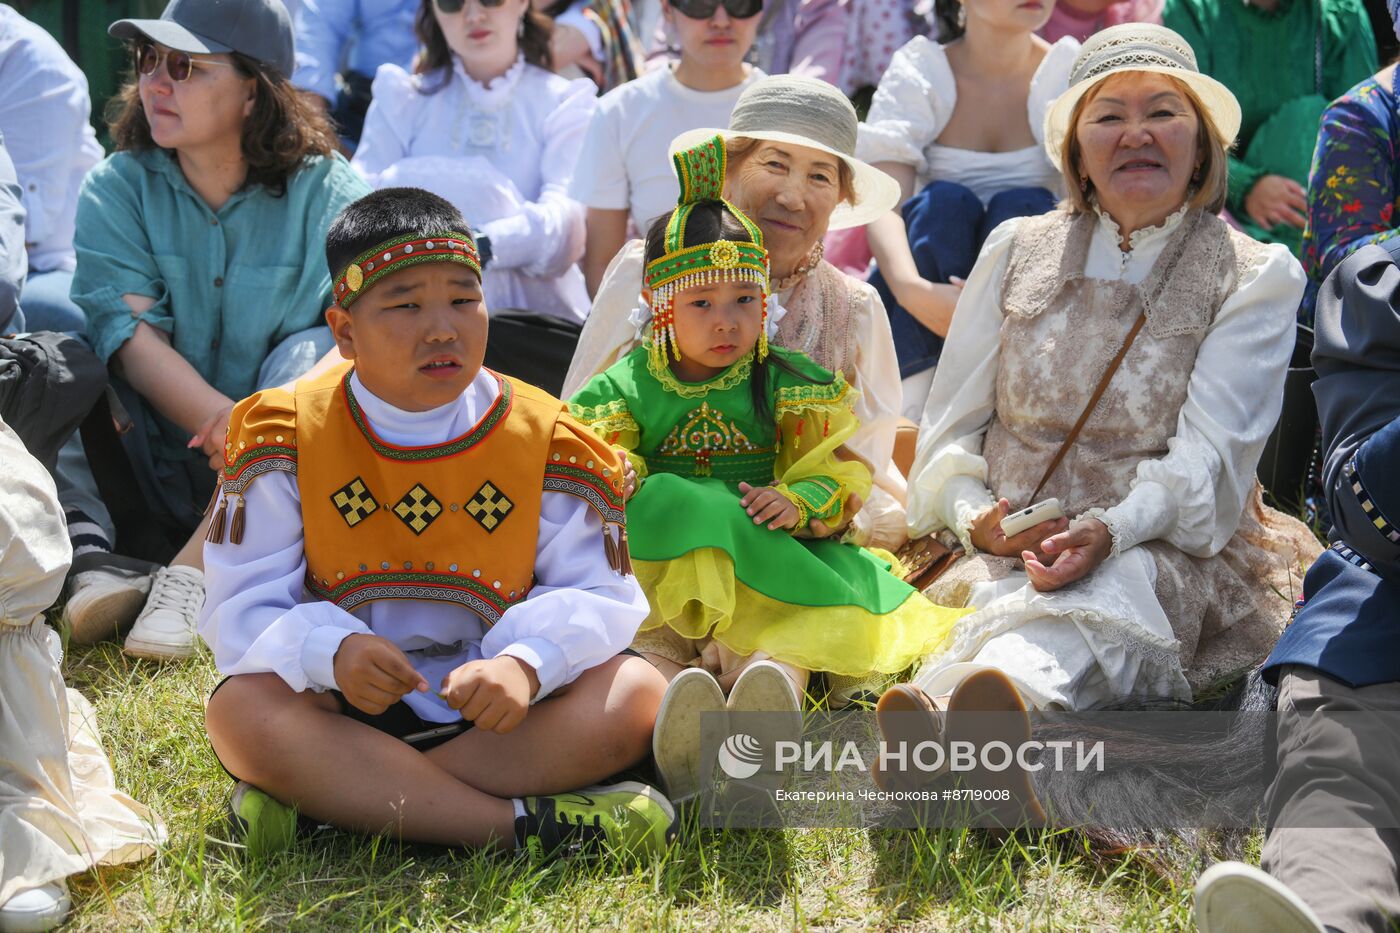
[856,35,1079,204]
[352,58,597,323]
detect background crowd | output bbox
[3,0,1400,929]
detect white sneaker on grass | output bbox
[651,668,727,804]
[64,554,153,646]
[0,881,70,933]
[1194,861,1326,933]
[726,660,803,792]
[123,565,205,661]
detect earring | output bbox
[758,294,769,362]
[650,295,682,368]
[518,15,526,38]
[956,3,966,28]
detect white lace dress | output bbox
[908,207,1321,709]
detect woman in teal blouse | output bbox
[65,0,371,660]
[1164,0,1376,255]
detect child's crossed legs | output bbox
[206,653,665,849]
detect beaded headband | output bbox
[334,231,481,309]
[644,135,771,366]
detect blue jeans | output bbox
[57,325,337,545]
[870,181,1057,378]
[17,268,87,335]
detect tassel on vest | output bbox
[602,522,620,572]
[618,525,633,576]
[206,495,228,544]
[601,522,632,576]
[229,493,247,545]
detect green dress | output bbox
[569,345,967,676]
[1164,0,1376,254]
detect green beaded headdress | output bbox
[644,135,771,366]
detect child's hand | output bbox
[440,656,539,733]
[738,482,800,531]
[332,633,429,716]
[621,454,640,501]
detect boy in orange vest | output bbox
[198,188,674,859]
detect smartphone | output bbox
[998,498,1065,539]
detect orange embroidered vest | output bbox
[217,364,627,626]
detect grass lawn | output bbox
[53,640,1212,932]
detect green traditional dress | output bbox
[569,344,967,675]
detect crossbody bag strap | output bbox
[1028,309,1148,504]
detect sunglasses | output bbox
[133,41,236,82]
[433,0,510,13]
[670,0,763,19]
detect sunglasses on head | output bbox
[133,41,236,82]
[433,0,510,13]
[670,0,763,19]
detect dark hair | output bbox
[325,187,474,280]
[644,200,830,422]
[107,50,338,197]
[933,0,963,41]
[414,0,553,93]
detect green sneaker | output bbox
[517,781,677,861]
[228,781,299,858]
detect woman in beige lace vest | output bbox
[562,75,912,550]
[883,25,1322,718]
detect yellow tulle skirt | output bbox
[633,547,970,676]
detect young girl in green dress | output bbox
[567,136,968,802]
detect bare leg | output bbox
[640,651,687,683]
[206,673,516,848]
[708,644,810,698]
[169,508,212,570]
[426,654,665,797]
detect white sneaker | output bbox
[123,565,205,661]
[726,660,804,792]
[1195,861,1326,933]
[64,556,153,646]
[0,881,70,933]
[652,668,727,804]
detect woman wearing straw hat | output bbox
[563,74,910,552]
[877,25,1321,734]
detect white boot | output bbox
[123,565,205,661]
[0,882,70,933]
[1194,861,1326,933]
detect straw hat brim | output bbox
[669,127,902,230]
[1043,65,1242,172]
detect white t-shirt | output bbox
[569,64,766,235]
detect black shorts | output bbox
[207,677,473,782]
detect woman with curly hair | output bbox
[63,0,371,661]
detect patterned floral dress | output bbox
[1301,69,1400,325]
